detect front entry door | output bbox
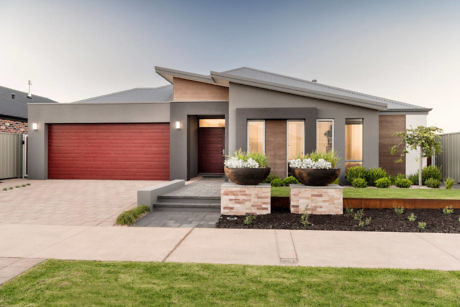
[198,127,225,174]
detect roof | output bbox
[0,85,57,119]
[212,67,430,112]
[73,85,173,103]
[154,65,430,112]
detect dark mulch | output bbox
[216,209,460,233]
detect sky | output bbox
[1,0,460,132]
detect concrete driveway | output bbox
[0,179,164,226]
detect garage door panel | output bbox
[48,123,170,180]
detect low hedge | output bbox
[116,205,150,226]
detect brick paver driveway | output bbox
[0,179,164,226]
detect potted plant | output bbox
[289,151,340,186]
[224,150,270,185]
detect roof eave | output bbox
[381,108,432,113]
[155,66,217,86]
[211,71,388,111]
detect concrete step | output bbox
[154,201,220,209]
[158,195,220,203]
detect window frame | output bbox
[316,119,334,152]
[345,118,364,168]
[286,120,305,161]
[247,120,265,154]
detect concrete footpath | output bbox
[0,224,459,284]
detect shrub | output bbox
[417,222,427,230]
[422,166,442,184]
[353,209,364,221]
[395,178,412,188]
[270,178,284,187]
[375,177,391,188]
[283,176,299,186]
[442,206,454,215]
[444,178,455,190]
[408,213,417,222]
[244,215,256,225]
[15,185,20,188]
[408,174,419,185]
[352,178,367,188]
[304,151,340,168]
[346,166,368,183]
[366,168,388,186]
[394,207,404,215]
[300,207,310,227]
[345,207,354,214]
[2,188,7,191]
[425,178,440,188]
[116,205,150,226]
[264,174,279,183]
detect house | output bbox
[0,85,56,134]
[27,66,431,181]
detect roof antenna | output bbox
[27,80,32,99]
[312,79,317,83]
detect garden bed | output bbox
[217,209,460,233]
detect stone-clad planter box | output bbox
[221,183,271,215]
[290,184,343,215]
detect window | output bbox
[247,120,265,154]
[199,119,225,127]
[316,119,334,153]
[287,120,304,160]
[345,119,363,169]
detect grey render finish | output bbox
[169,101,229,180]
[0,85,56,119]
[228,83,380,174]
[27,102,170,179]
[74,85,173,103]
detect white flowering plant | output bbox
[289,151,339,170]
[224,149,269,169]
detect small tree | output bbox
[391,126,443,186]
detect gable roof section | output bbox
[212,67,430,112]
[0,85,56,119]
[73,85,173,103]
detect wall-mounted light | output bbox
[174,121,182,130]
[31,123,39,130]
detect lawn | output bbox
[272,186,460,199]
[1,260,459,306]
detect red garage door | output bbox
[48,123,170,180]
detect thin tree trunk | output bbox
[419,146,423,186]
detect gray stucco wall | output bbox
[27,102,170,179]
[228,83,380,176]
[170,101,229,180]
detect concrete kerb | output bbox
[137,180,185,209]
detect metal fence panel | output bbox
[0,133,23,179]
[436,133,460,183]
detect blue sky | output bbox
[1,0,460,131]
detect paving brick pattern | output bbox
[290,184,343,215]
[0,179,164,226]
[136,207,220,228]
[221,183,271,215]
[0,118,27,133]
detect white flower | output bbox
[288,158,332,169]
[224,157,260,168]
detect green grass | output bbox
[0,260,459,306]
[115,205,149,225]
[272,186,460,199]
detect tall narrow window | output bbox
[287,120,304,160]
[345,119,363,169]
[316,119,334,153]
[247,120,265,153]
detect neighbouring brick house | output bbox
[0,85,56,134]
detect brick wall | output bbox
[0,118,28,134]
[221,183,271,215]
[290,184,343,215]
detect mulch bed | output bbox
[216,209,460,233]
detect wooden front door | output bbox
[198,127,225,174]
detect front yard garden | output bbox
[1,260,459,306]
